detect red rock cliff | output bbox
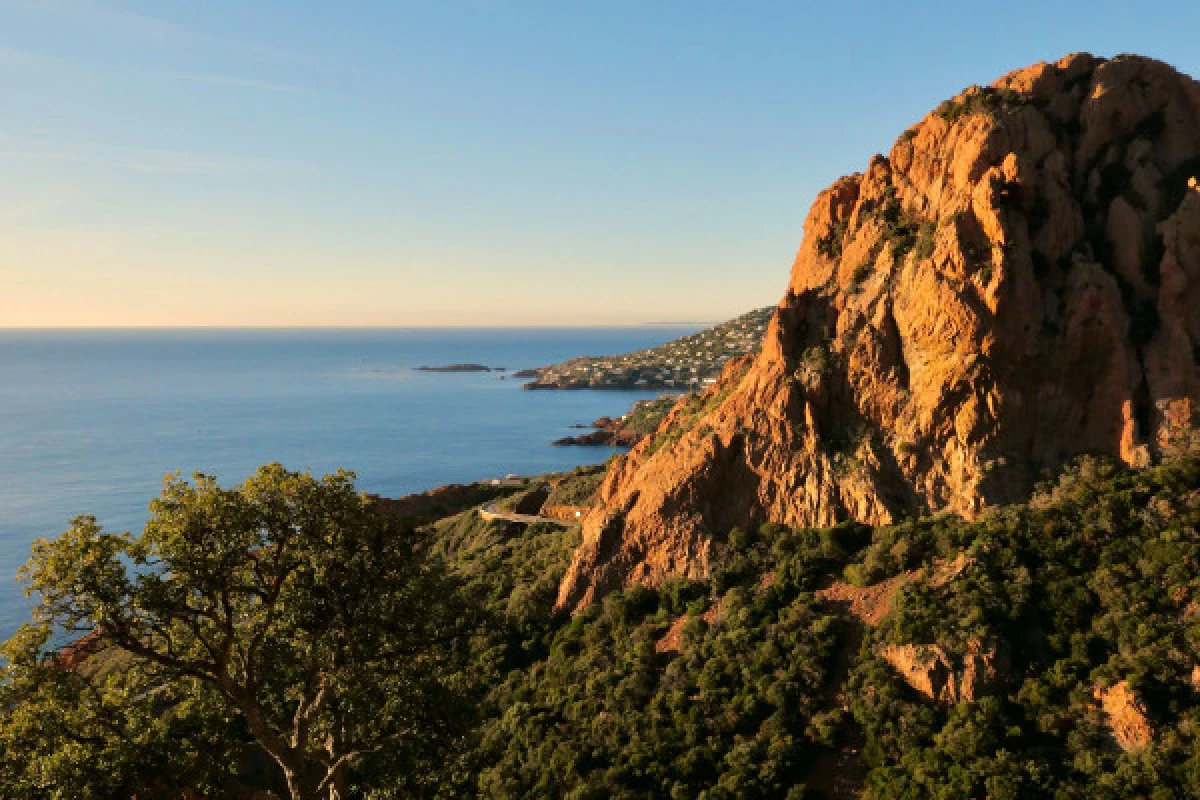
[557,53,1200,611]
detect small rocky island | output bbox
[522,307,772,390]
[416,363,501,373]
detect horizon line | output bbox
[0,322,724,331]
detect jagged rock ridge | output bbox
[557,53,1200,611]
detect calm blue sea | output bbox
[0,328,693,639]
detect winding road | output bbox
[478,502,579,527]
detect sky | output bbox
[0,1,1197,327]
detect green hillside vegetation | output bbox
[543,464,608,507]
[0,466,481,800]
[3,457,1200,799]
[458,456,1200,800]
[620,394,684,435]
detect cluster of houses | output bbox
[526,307,772,390]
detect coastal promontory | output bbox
[522,308,772,390]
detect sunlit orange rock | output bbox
[557,53,1200,612]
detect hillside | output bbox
[523,307,772,390]
[14,454,1200,799]
[444,455,1200,799]
[558,53,1200,612]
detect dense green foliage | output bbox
[848,457,1200,798]
[472,535,846,799]
[446,457,1200,799]
[428,510,578,643]
[0,623,243,798]
[1,466,479,800]
[544,465,608,507]
[495,484,551,515]
[4,457,1200,799]
[621,395,683,436]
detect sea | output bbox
[0,327,695,639]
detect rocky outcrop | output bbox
[818,573,912,627]
[55,630,106,670]
[416,363,495,372]
[555,398,678,447]
[553,429,644,447]
[1094,680,1153,750]
[542,504,590,522]
[557,53,1200,612]
[880,640,1008,704]
[817,554,975,626]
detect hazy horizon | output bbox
[2,1,1197,327]
[0,320,725,330]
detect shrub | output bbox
[914,221,936,260]
[817,218,849,260]
[851,263,871,286]
[936,86,1026,123]
[800,345,830,375]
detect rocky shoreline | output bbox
[552,417,644,447]
[552,394,680,448]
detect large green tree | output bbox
[2,464,478,800]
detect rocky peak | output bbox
[556,53,1200,612]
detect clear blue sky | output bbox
[2,1,1197,326]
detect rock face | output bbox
[557,53,1200,612]
[880,640,1008,705]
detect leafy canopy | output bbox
[6,464,478,800]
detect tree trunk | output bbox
[238,703,327,800]
[279,758,326,800]
[329,765,350,800]
[280,764,349,800]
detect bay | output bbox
[0,327,693,637]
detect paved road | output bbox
[479,502,578,527]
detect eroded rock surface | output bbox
[557,53,1200,611]
[880,639,1008,705]
[1094,680,1153,750]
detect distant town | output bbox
[523,307,773,390]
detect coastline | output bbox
[0,327,676,640]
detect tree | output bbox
[7,464,478,800]
[0,622,242,799]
